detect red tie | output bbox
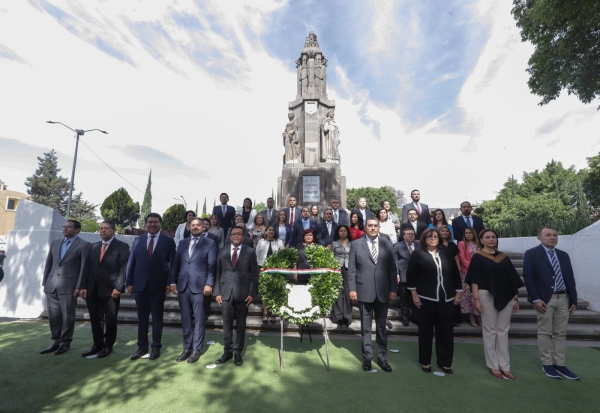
[416,203,421,215]
[408,244,413,254]
[148,235,155,258]
[290,209,295,226]
[100,242,108,261]
[232,247,239,267]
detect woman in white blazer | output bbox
[174,210,196,248]
[256,225,284,324]
[238,198,257,231]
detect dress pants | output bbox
[203,292,212,316]
[397,282,412,322]
[46,290,77,345]
[479,290,513,371]
[417,299,454,367]
[134,289,166,350]
[221,297,248,355]
[86,285,120,348]
[536,293,569,366]
[178,288,206,351]
[358,298,389,362]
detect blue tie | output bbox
[548,249,566,292]
[60,239,72,260]
[465,216,472,227]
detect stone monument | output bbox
[277,31,347,209]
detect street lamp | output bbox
[46,121,108,218]
[174,195,187,208]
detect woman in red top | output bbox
[457,227,481,327]
[348,211,365,240]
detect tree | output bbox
[254,202,267,213]
[346,187,399,215]
[584,151,600,209]
[138,170,152,229]
[24,149,97,218]
[387,186,407,208]
[100,188,140,232]
[202,197,207,215]
[162,203,186,232]
[512,1,600,108]
[195,200,198,216]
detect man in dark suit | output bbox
[292,207,318,246]
[170,217,217,364]
[393,228,421,326]
[330,199,349,225]
[79,220,129,358]
[452,201,485,242]
[400,209,427,240]
[126,213,176,361]
[523,226,579,380]
[214,226,259,366]
[316,208,338,248]
[350,197,373,225]
[212,193,236,236]
[41,219,91,355]
[260,197,278,226]
[201,218,219,318]
[282,196,302,227]
[348,217,397,373]
[401,189,431,225]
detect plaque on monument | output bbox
[303,176,320,202]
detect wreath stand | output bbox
[279,317,330,372]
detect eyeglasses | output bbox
[62,226,75,229]
[426,235,439,239]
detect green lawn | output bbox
[0,322,599,413]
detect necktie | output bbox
[465,216,472,227]
[189,238,198,257]
[416,203,421,215]
[148,235,155,258]
[232,247,239,267]
[222,205,226,216]
[334,210,339,223]
[327,222,331,235]
[60,239,72,260]
[290,209,295,225]
[100,242,108,261]
[268,209,272,221]
[548,249,566,292]
[408,244,413,254]
[371,239,378,264]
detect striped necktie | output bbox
[371,239,378,264]
[548,249,566,292]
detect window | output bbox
[6,197,18,211]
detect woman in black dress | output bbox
[331,225,353,327]
[407,228,462,374]
[294,229,316,284]
[465,229,523,380]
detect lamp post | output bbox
[174,196,187,208]
[46,121,108,218]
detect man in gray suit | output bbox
[348,217,397,372]
[260,197,278,226]
[41,219,91,355]
[401,189,431,226]
[393,228,421,326]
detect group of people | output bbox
[40,189,580,381]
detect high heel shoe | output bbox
[269,312,277,324]
[476,316,482,327]
[469,313,478,328]
[262,313,268,324]
[422,365,432,373]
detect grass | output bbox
[1,322,599,413]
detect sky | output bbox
[1,0,599,215]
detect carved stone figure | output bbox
[301,55,308,96]
[283,111,300,163]
[321,109,340,163]
[314,55,323,96]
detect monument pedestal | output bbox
[277,163,346,209]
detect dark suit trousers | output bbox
[203,292,212,315]
[417,299,454,367]
[397,282,412,321]
[221,297,248,355]
[178,288,206,351]
[86,286,120,347]
[358,298,389,362]
[46,290,76,344]
[134,289,166,350]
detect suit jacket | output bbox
[43,236,91,295]
[394,241,421,283]
[283,206,302,225]
[204,231,220,246]
[169,236,217,294]
[126,233,176,292]
[212,205,236,235]
[224,236,253,248]
[316,220,338,247]
[274,224,293,247]
[292,219,318,246]
[348,236,397,303]
[260,208,279,226]
[401,203,431,225]
[523,244,577,307]
[350,208,374,224]
[332,209,349,226]
[452,215,485,242]
[214,245,259,301]
[400,221,427,240]
[83,238,130,296]
[406,248,462,302]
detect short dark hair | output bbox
[243,198,253,208]
[460,201,472,208]
[333,224,353,242]
[376,208,387,220]
[267,197,274,202]
[303,228,315,242]
[537,226,557,236]
[145,213,162,223]
[190,217,203,225]
[220,193,229,199]
[402,227,415,237]
[202,218,210,224]
[323,208,333,214]
[67,219,81,229]
[101,220,116,230]
[301,207,309,213]
[411,189,419,195]
[230,226,244,235]
[184,210,196,220]
[365,217,379,226]
[407,208,418,215]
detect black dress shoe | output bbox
[81,345,103,357]
[422,365,432,373]
[187,351,201,364]
[96,347,112,358]
[386,319,393,330]
[234,353,243,366]
[362,359,372,372]
[441,367,453,374]
[149,349,160,360]
[176,349,193,362]
[40,343,59,354]
[402,318,409,327]
[130,349,148,360]
[215,353,233,364]
[376,359,392,372]
[55,344,70,355]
